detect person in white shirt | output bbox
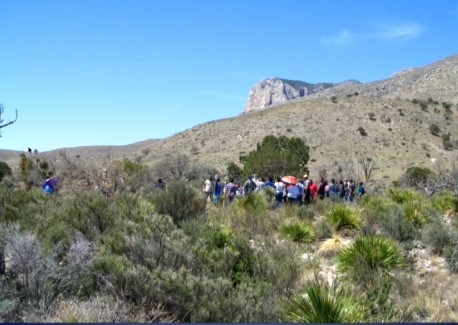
[203,176,214,201]
[274,177,285,208]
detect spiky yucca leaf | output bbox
[337,235,405,275]
[283,280,369,323]
[325,204,362,231]
[280,222,315,243]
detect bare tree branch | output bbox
[0,104,18,136]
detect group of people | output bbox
[202,174,366,207]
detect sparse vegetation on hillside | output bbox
[2,54,458,322]
[1,152,458,322]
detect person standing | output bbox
[225,177,238,203]
[243,175,257,196]
[358,181,366,199]
[203,176,214,201]
[214,178,223,205]
[42,178,54,195]
[274,177,285,208]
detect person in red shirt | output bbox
[309,179,318,203]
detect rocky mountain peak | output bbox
[243,78,335,113]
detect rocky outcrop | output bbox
[243,78,335,113]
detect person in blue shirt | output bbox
[42,178,54,195]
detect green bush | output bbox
[325,204,362,232]
[421,220,452,255]
[429,123,440,136]
[0,161,12,182]
[280,222,316,243]
[315,216,333,240]
[151,180,206,225]
[403,166,434,185]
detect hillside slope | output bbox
[2,54,457,185]
[143,94,458,186]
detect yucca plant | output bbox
[283,280,369,323]
[337,235,405,288]
[386,188,422,204]
[432,191,458,214]
[402,200,431,226]
[280,222,315,243]
[325,204,362,232]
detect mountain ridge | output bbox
[1,54,458,186]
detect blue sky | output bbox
[1,0,457,152]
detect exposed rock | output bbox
[243,77,335,113]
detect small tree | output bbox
[358,156,374,184]
[240,135,310,178]
[226,162,243,184]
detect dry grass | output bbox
[405,271,458,322]
[37,295,176,323]
[318,235,350,256]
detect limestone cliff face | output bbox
[243,78,335,113]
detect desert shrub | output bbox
[357,126,368,136]
[380,206,417,243]
[444,237,458,272]
[35,192,115,245]
[402,166,435,186]
[421,220,452,255]
[315,216,333,240]
[54,234,97,298]
[442,133,454,150]
[296,205,316,221]
[228,192,274,236]
[255,239,302,297]
[280,222,315,243]
[325,203,362,232]
[39,295,176,323]
[442,102,452,109]
[429,123,440,135]
[283,280,369,323]
[4,229,59,309]
[151,180,206,225]
[0,161,12,182]
[337,235,405,289]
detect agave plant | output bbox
[283,280,369,323]
[325,204,362,232]
[280,222,315,243]
[337,235,405,287]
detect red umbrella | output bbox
[281,176,297,185]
